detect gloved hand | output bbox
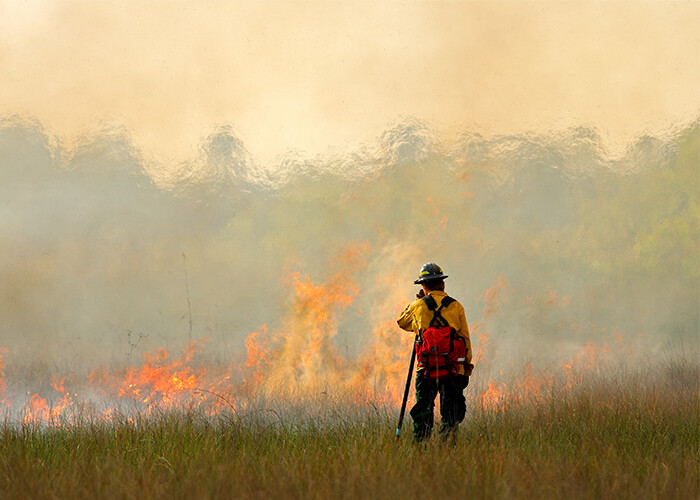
[416,288,426,299]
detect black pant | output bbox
[410,373,469,442]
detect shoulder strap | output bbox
[421,294,438,311]
[422,295,455,327]
[441,296,456,309]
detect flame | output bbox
[242,242,422,406]
[481,380,506,411]
[514,363,552,405]
[107,338,226,411]
[470,276,508,367]
[351,317,413,406]
[5,241,411,424]
[50,377,66,393]
[244,242,369,392]
[561,338,616,390]
[23,394,49,425]
[470,325,490,366]
[349,263,423,406]
[474,337,625,413]
[481,276,508,319]
[0,242,643,426]
[7,319,633,424]
[22,392,73,426]
[244,325,272,385]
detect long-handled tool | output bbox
[395,338,417,440]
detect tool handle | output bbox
[395,341,417,440]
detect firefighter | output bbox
[396,262,472,443]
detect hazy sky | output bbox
[1,0,699,163]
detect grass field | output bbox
[0,358,697,499]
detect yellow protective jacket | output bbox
[396,290,472,374]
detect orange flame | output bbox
[245,242,369,392]
[475,338,623,413]
[481,380,506,411]
[244,325,272,385]
[112,339,215,409]
[561,338,615,390]
[470,276,508,367]
[241,242,422,406]
[0,243,639,425]
[23,392,73,426]
[481,276,508,319]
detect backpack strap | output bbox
[422,295,455,328]
[440,296,456,309]
[422,294,438,311]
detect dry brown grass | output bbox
[0,359,697,499]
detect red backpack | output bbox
[415,295,467,379]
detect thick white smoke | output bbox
[0,114,697,382]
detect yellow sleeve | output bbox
[457,303,472,364]
[396,302,415,332]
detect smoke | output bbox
[0,113,698,397]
